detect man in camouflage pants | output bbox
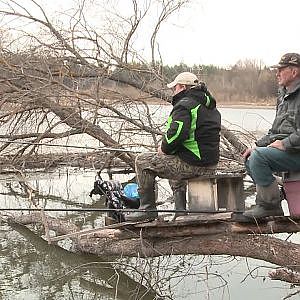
[126,72,221,221]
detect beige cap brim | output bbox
[167,81,176,88]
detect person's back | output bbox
[126,72,221,222]
[161,83,221,166]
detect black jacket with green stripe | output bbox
[161,84,221,166]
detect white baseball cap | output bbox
[167,72,199,88]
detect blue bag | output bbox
[123,183,140,200]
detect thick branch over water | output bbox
[6,213,300,275]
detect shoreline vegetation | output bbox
[145,98,276,109]
[218,102,276,109]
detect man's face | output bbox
[276,66,299,87]
[173,84,186,95]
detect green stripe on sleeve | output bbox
[165,120,184,144]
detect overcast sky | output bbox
[2,0,299,68]
[156,0,300,67]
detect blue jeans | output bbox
[245,147,300,186]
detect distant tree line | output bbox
[0,51,276,105]
[162,59,278,104]
[110,59,278,105]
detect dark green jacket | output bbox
[161,84,221,166]
[256,79,300,151]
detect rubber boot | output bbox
[125,187,158,222]
[173,189,187,219]
[243,180,283,218]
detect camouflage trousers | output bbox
[135,152,217,194]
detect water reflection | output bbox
[0,169,172,299]
[0,223,157,300]
[0,107,299,299]
[0,168,297,299]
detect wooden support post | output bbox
[188,178,218,211]
[187,174,245,212]
[217,176,245,211]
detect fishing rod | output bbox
[0,139,154,154]
[0,207,240,213]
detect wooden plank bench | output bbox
[187,172,245,212]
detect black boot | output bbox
[243,181,283,218]
[243,204,283,218]
[169,180,187,219]
[174,189,187,219]
[125,187,158,222]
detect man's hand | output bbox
[242,147,255,159]
[268,140,285,150]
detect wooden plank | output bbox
[49,219,148,242]
[135,212,233,228]
[49,214,300,242]
[74,217,300,240]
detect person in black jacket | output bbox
[126,72,221,221]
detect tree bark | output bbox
[76,234,300,273]
[38,97,136,169]
[0,151,130,171]
[269,268,300,285]
[7,213,300,275]
[221,125,248,155]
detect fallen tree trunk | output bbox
[5,213,300,275]
[0,151,246,176]
[7,212,79,236]
[38,98,136,169]
[269,268,300,285]
[0,151,130,171]
[221,125,248,155]
[77,234,300,274]
[45,213,300,242]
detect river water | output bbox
[0,106,299,300]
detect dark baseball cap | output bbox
[271,53,300,68]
